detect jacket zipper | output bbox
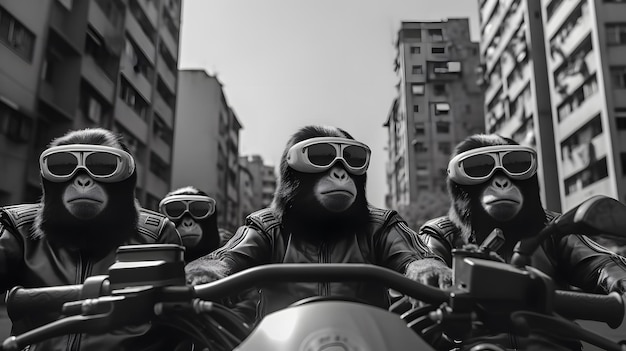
[318,242,329,296]
[67,253,93,351]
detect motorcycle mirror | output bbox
[553,195,626,238]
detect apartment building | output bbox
[0,0,180,209]
[541,0,626,210]
[239,155,277,214]
[173,70,242,232]
[384,19,485,208]
[478,0,561,211]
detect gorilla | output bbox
[418,134,626,350]
[159,186,233,262]
[0,127,182,350]
[185,125,451,323]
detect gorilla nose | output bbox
[182,218,194,227]
[73,175,94,189]
[330,167,348,181]
[493,176,511,189]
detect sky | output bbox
[178,0,480,208]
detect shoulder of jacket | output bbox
[246,208,281,232]
[0,203,40,229]
[137,208,170,240]
[420,216,459,240]
[367,206,396,225]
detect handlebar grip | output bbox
[6,285,82,321]
[554,290,625,329]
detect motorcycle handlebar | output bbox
[6,285,83,321]
[554,290,625,328]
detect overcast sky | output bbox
[179,0,480,208]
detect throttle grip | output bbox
[6,285,82,321]
[554,290,625,329]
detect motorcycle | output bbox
[2,195,626,350]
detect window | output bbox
[414,122,425,135]
[404,29,422,41]
[128,0,156,43]
[447,61,461,73]
[0,6,35,61]
[434,84,446,96]
[413,141,428,152]
[153,114,173,144]
[428,28,444,42]
[150,152,171,182]
[438,142,451,154]
[412,65,423,74]
[610,66,626,88]
[432,47,445,54]
[95,0,125,28]
[119,77,149,120]
[124,35,154,81]
[435,103,450,115]
[546,0,564,20]
[0,99,33,142]
[606,23,626,45]
[617,108,626,130]
[157,77,176,110]
[436,121,450,133]
[413,105,420,113]
[410,46,421,54]
[411,83,425,95]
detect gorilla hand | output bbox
[405,258,452,308]
[184,259,228,285]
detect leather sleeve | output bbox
[209,224,274,274]
[418,224,454,268]
[158,218,183,245]
[552,233,626,294]
[0,216,25,291]
[376,214,446,273]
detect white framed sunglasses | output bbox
[286,137,371,175]
[40,144,135,183]
[447,145,537,185]
[159,195,216,220]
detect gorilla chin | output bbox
[319,192,356,213]
[483,202,521,222]
[64,200,107,220]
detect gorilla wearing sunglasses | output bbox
[418,134,626,350]
[0,128,183,350]
[160,186,233,262]
[185,125,452,323]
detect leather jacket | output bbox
[0,203,183,351]
[207,206,443,321]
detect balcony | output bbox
[151,136,171,164]
[557,92,602,138]
[125,12,156,60]
[137,0,158,27]
[114,98,149,143]
[157,59,176,94]
[546,0,582,37]
[486,9,524,73]
[88,3,119,44]
[120,68,152,104]
[159,27,178,61]
[561,134,607,178]
[81,56,115,102]
[153,94,173,124]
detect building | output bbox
[541,0,626,210]
[478,0,561,211]
[238,162,255,225]
[239,155,277,219]
[384,19,485,209]
[0,0,181,209]
[173,70,242,232]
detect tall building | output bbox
[239,155,277,217]
[478,0,561,211]
[0,0,181,209]
[384,19,485,209]
[173,70,242,232]
[541,0,626,210]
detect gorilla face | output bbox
[479,174,524,222]
[273,125,370,238]
[177,216,203,247]
[62,174,109,220]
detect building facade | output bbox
[173,70,242,232]
[384,19,485,209]
[0,0,180,209]
[239,154,277,220]
[541,0,626,210]
[479,0,561,211]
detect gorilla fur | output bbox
[447,134,546,247]
[273,125,370,241]
[34,128,140,257]
[162,186,222,262]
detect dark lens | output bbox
[502,151,533,174]
[164,201,186,218]
[306,143,338,167]
[343,145,368,168]
[189,201,212,218]
[46,153,78,176]
[462,154,496,178]
[85,152,119,176]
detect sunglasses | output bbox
[286,137,371,175]
[159,195,216,220]
[40,144,135,183]
[447,145,537,185]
